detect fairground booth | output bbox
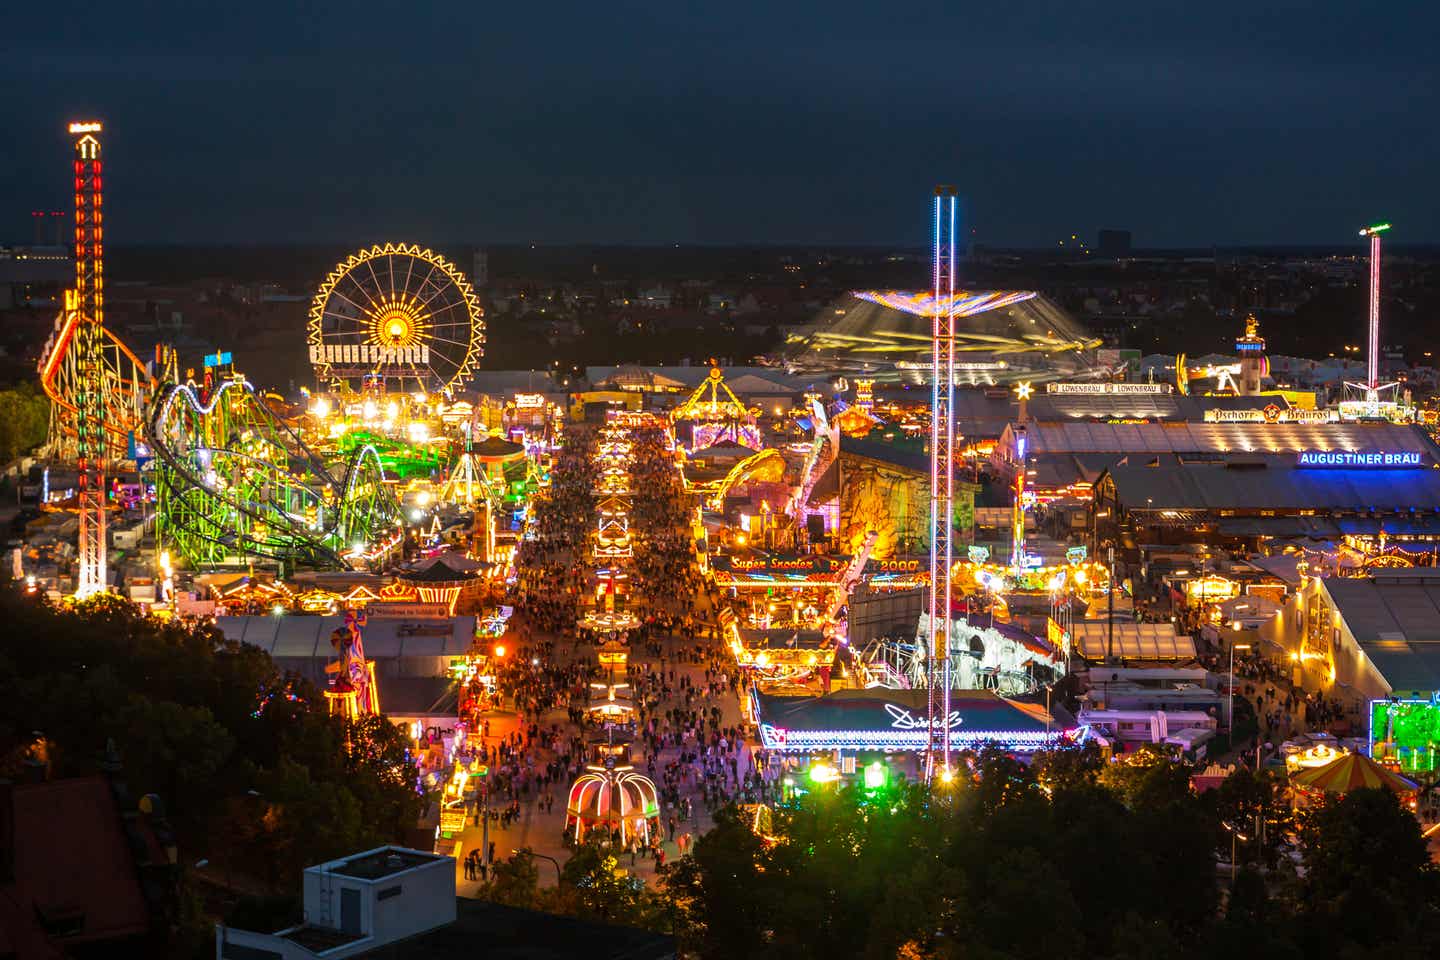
[712,553,928,630]
[748,687,1076,784]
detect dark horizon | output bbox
[4,2,1436,249]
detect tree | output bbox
[662,804,773,958]
[1298,788,1440,952]
[486,849,540,909]
[556,843,645,923]
[0,383,50,462]
[1207,766,1292,868]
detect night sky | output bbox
[3,2,1436,248]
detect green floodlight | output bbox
[863,761,887,790]
[808,762,839,785]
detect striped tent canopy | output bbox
[1290,751,1419,795]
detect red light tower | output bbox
[70,120,107,597]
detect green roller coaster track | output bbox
[331,428,447,481]
[149,378,401,570]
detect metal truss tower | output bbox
[926,186,958,780]
[71,121,108,597]
[1361,222,1390,400]
[1344,222,1394,412]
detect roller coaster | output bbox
[37,293,153,463]
[148,377,401,570]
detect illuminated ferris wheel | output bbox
[308,243,484,394]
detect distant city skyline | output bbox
[3,2,1436,249]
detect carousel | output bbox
[1288,750,1420,810]
[587,682,636,725]
[564,740,660,846]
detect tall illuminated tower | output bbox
[1360,222,1391,401]
[1234,314,1266,396]
[926,186,957,780]
[70,120,107,597]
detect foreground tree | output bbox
[1297,787,1440,954]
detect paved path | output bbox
[448,625,749,892]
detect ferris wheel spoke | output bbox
[325,286,371,319]
[325,297,371,328]
[339,275,384,318]
[400,254,417,307]
[425,300,467,322]
[365,258,389,306]
[411,260,441,307]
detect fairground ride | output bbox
[36,121,158,596]
[671,365,761,451]
[148,377,402,571]
[37,293,154,465]
[308,243,484,395]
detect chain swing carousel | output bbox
[563,740,660,847]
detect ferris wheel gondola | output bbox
[308,243,484,394]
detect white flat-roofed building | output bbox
[216,846,456,960]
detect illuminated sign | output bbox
[68,121,103,134]
[865,558,922,573]
[203,351,233,368]
[1204,406,1338,424]
[1296,451,1423,468]
[1046,382,1171,395]
[726,557,841,572]
[514,393,546,408]
[311,343,431,365]
[968,546,991,564]
[884,704,964,730]
[1065,545,1088,564]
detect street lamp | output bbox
[1229,643,1252,737]
[514,847,562,885]
[1220,819,1250,885]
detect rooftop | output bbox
[1102,456,1440,513]
[352,897,676,960]
[283,925,366,951]
[330,847,445,881]
[2,775,151,953]
[1324,573,1440,694]
[1009,419,1437,456]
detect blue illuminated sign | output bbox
[1296,451,1423,468]
[203,351,233,368]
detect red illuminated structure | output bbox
[71,121,107,598]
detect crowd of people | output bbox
[470,418,761,874]
[512,428,598,638]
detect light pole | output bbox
[1229,642,1252,738]
[515,847,562,885]
[1220,819,1249,885]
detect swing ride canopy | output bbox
[1289,751,1418,795]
